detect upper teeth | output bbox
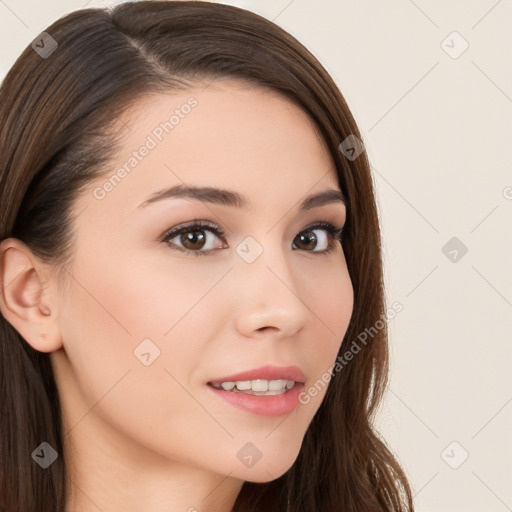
[213,379,295,392]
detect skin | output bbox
[0,79,353,512]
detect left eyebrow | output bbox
[135,184,346,212]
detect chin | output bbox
[241,464,293,483]
[237,449,300,483]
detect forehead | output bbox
[79,80,340,219]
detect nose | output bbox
[231,240,311,340]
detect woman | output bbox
[0,1,414,511]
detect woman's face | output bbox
[52,80,353,483]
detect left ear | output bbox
[0,237,63,353]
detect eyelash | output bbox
[160,219,344,257]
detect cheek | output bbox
[56,249,221,459]
[66,241,219,341]
[296,255,353,406]
[302,253,353,351]
[58,241,229,401]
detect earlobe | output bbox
[0,238,62,353]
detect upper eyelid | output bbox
[162,219,343,238]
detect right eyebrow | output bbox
[135,184,346,213]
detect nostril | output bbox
[256,326,279,333]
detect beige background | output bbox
[1,1,511,510]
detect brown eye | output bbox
[294,230,319,250]
[292,225,340,252]
[162,221,227,256]
[179,229,207,251]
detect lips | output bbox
[207,364,306,385]
[206,365,306,416]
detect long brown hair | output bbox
[0,2,414,510]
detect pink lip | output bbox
[207,383,304,417]
[206,365,306,417]
[208,364,306,385]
